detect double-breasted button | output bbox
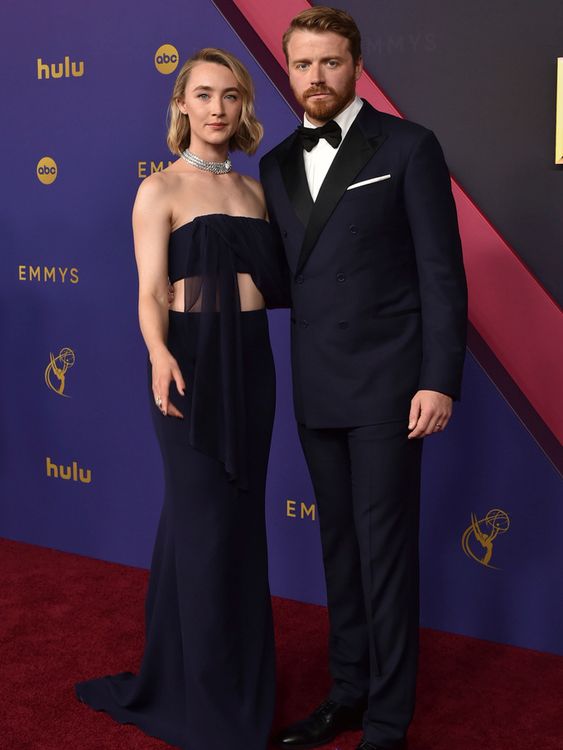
[338,320,349,329]
[336,272,346,283]
[295,274,304,284]
[349,224,358,235]
[300,319,309,329]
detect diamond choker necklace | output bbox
[180,148,232,174]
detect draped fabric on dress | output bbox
[167,214,288,491]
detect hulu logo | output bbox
[37,56,84,80]
[45,457,92,484]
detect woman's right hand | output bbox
[150,348,186,418]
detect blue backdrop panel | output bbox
[1,0,561,657]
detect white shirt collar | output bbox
[303,95,363,141]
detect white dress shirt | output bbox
[303,95,364,201]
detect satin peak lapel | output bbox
[295,123,386,275]
[279,134,314,228]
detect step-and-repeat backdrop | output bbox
[1,0,562,656]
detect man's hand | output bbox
[408,390,452,439]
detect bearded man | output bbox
[259,7,467,750]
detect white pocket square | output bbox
[347,174,391,190]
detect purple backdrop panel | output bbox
[420,353,563,655]
[0,0,562,658]
[0,0,298,567]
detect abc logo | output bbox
[37,156,58,185]
[154,44,179,74]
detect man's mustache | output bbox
[304,88,335,97]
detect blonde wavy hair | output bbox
[167,48,263,156]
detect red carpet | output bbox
[1,538,562,750]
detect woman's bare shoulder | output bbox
[239,173,266,215]
[134,167,191,213]
[134,172,169,208]
[239,173,264,194]
[137,168,180,197]
[133,172,179,231]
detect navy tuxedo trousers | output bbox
[298,420,423,747]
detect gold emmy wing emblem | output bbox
[44,347,76,397]
[461,509,510,570]
[556,58,563,164]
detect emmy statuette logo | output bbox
[461,508,510,570]
[36,156,58,185]
[45,347,76,397]
[36,56,84,80]
[154,44,179,74]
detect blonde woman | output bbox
[75,48,287,750]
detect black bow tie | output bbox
[296,120,342,151]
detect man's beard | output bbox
[300,78,356,123]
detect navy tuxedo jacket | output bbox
[260,100,468,428]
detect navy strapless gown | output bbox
[75,214,289,750]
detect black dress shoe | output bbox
[275,698,365,748]
[356,738,407,750]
